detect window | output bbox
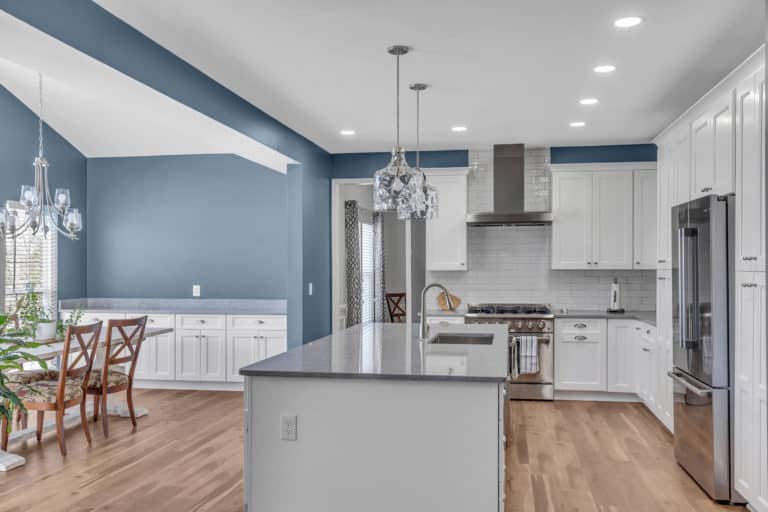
[3,204,57,317]
[360,219,375,324]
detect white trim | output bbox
[654,44,765,144]
[550,162,657,173]
[554,390,642,402]
[133,379,243,392]
[423,167,470,177]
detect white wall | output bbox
[382,211,406,294]
[428,148,656,311]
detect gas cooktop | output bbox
[465,303,553,317]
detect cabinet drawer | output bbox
[556,318,606,335]
[557,332,603,344]
[140,314,174,329]
[176,314,225,330]
[227,315,286,331]
[79,312,125,326]
[426,316,464,326]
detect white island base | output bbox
[245,376,504,512]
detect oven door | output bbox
[509,334,553,383]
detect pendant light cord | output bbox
[395,53,400,148]
[37,73,44,158]
[416,89,420,170]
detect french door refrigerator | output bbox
[670,194,743,503]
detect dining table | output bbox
[0,326,173,471]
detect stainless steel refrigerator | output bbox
[670,194,743,503]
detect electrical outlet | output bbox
[192,284,201,297]
[308,282,313,296]
[281,415,297,441]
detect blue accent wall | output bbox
[86,155,289,300]
[332,150,469,178]
[1,0,331,345]
[550,144,657,164]
[0,86,87,299]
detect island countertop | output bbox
[240,322,508,382]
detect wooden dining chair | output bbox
[2,321,102,456]
[385,293,407,323]
[87,316,147,437]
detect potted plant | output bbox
[0,314,48,431]
[16,292,57,341]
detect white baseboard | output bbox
[554,390,642,403]
[134,380,243,392]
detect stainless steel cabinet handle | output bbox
[701,187,712,193]
[257,320,265,324]
[667,371,712,397]
[658,277,666,281]
[574,323,587,329]
[646,330,651,335]
[199,319,206,324]
[636,261,641,265]
[641,347,651,352]
[587,261,592,265]
[635,327,642,331]
[742,283,758,288]
[742,256,758,261]
[657,259,667,263]
[574,335,587,341]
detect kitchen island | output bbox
[240,322,508,512]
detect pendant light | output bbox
[399,83,437,220]
[373,45,420,213]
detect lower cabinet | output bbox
[607,320,636,392]
[554,319,607,391]
[226,329,288,383]
[135,314,175,381]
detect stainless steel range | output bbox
[465,303,554,400]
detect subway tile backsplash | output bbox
[429,148,656,311]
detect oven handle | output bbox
[510,335,551,344]
[509,339,519,379]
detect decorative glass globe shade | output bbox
[374,147,418,211]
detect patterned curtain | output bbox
[373,212,386,322]
[344,200,362,327]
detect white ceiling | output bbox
[95,0,764,153]
[0,11,296,173]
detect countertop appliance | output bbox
[607,277,625,313]
[465,303,554,400]
[670,194,743,504]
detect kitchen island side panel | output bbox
[245,376,502,512]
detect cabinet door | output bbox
[644,335,658,412]
[756,271,768,512]
[554,319,606,391]
[692,92,735,198]
[691,113,715,197]
[607,320,636,392]
[133,337,153,380]
[634,329,650,400]
[551,172,593,269]
[263,330,288,359]
[656,270,673,344]
[425,170,468,271]
[227,332,263,383]
[736,71,766,272]
[175,331,201,381]
[633,170,657,269]
[151,333,176,381]
[592,171,634,269]
[658,341,675,432]
[656,146,673,268]
[671,129,692,206]
[200,331,226,382]
[735,271,757,499]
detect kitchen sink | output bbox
[429,333,494,345]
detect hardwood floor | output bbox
[0,391,746,512]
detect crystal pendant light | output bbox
[373,45,420,212]
[0,73,82,241]
[398,83,438,220]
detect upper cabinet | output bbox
[691,90,735,199]
[656,147,673,269]
[670,126,692,206]
[552,167,651,270]
[633,170,657,269]
[425,168,469,271]
[736,69,766,272]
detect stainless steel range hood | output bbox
[465,144,552,226]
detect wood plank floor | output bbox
[0,391,746,512]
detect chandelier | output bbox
[0,73,82,241]
[400,83,437,220]
[374,45,437,219]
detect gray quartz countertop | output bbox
[240,322,508,382]
[58,298,287,315]
[555,309,656,326]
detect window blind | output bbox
[3,205,58,316]
[360,220,375,324]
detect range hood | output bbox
[465,144,552,226]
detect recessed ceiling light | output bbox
[451,125,468,132]
[594,64,616,73]
[570,121,586,128]
[614,16,643,28]
[580,98,599,105]
[340,129,356,136]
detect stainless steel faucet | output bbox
[419,283,455,339]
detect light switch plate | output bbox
[192,284,201,297]
[308,282,313,296]
[281,415,297,441]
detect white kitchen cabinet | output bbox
[656,270,673,344]
[656,338,674,432]
[551,170,634,270]
[176,330,202,381]
[554,318,607,391]
[633,170,657,269]
[134,314,175,381]
[425,168,468,271]
[592,171,634,269]
[551,171,593,269]
[634,325,653,403]
[734,271,767,507]
[426,316,465,327]
[199,331,226,381]
[691,90,735,199]
[606,320,635,392]
[656,147,673,269]
[227,329,288,383]
[669,127,692,206]
[736,70,766,272]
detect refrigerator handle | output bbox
[677,227,700,350]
